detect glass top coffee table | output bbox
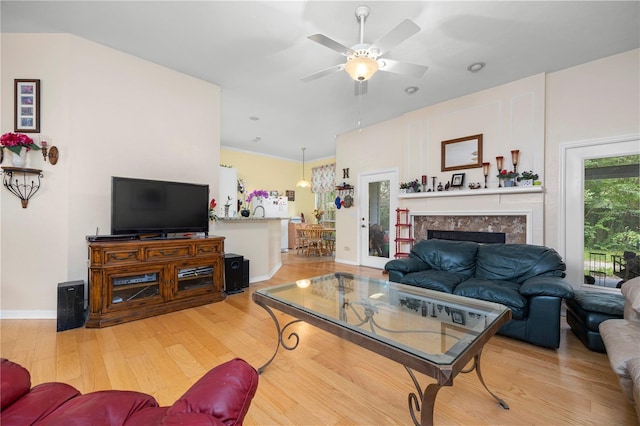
[253,272,511,426]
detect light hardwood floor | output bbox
[2,253,637,425]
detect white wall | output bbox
[336,74,545,263]
[545,49,640,251]
[335,49,639,275]
[1,34,221,317]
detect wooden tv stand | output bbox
[86,236,225,328]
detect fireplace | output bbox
[413,214,528,244]
[427,230,506,244]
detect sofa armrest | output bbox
[384,257,430,274]
[166,358,258,425]
[1,358,31,409]
[520,276,574,299]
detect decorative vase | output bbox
[241,210,250,217]
[503,179,515,187]
[519,179,533,187]
[11,148,27,167]
[224,206,230,218]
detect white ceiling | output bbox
[2,1,638,161]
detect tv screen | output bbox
[111,176,209,236]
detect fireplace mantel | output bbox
[398,186,542,199]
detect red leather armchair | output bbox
[1,357,258,425]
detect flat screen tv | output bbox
[111,176,209,236]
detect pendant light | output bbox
[296,147,310,188]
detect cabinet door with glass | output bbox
[105,265,166,310]
[172,258,221,300]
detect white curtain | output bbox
[311,163,336,193]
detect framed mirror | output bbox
[441,134,483,172]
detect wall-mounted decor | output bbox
[286,190,295,201]
[441,134,483,172]
[14,79,40,133]
[451,173,465,188]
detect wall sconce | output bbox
[1,166,43,208]
[40,140,59,165]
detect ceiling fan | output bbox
[301,5,428,95]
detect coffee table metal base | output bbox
[255,299,509,426]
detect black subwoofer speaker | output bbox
[57,280,86,332]
[224,253,244,294]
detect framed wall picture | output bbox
[441,134,483,172]
[286,190,295,201]
[14,79,40,133]
[451,173,465,188]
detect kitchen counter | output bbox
[212,218,284,283]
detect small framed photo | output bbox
[14,79,40,133]
[450,308,466,325]
[451,172,465,188]
[286,190,295,201]
[269,190,279,197]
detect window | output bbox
[311,163,336,226]
[584,154,639,287]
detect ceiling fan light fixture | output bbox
[345,56,379,81]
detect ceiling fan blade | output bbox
[300,64,345,82]
[307,34,355,56]
[354,80,368,96]
[378,58,428,79]
[369,19,420,56]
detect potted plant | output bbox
[517,170,539,186]
[1,132,41,167]
[399,179,420,193]
[496,170,519,187]
[239,201,250,217]
[209,198,219,222]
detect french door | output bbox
[563,136,639,288]
[358,170,398,269]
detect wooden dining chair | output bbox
[303,227,324,256]
[295,224,308,255]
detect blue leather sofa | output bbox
[384,239,575,348]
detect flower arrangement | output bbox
[246,189,269,204]
[497,170,519,179]
[313,209,324,221]
[399,179,420,192]
[0,132,41,154]
[209,198,218,222]
[517,170,539,181]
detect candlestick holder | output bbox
[496,156,504,188]
[511,150,520,185]
[482,162,490,188]
[431,176,436,192]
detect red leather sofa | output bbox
[1,357,258,425]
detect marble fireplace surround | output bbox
[411,212,532,245]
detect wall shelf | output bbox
[1,166,43,208]
[398,186,543,199]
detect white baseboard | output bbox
[0,310,57,319]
